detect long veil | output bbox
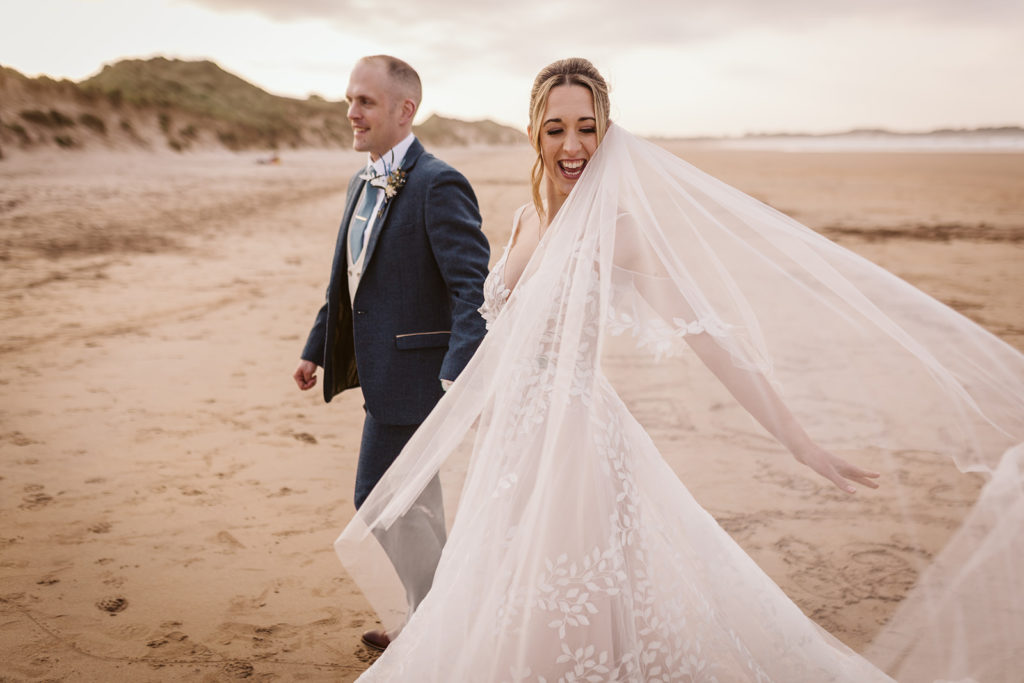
[337,124,1024,682]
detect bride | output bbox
[336,58,1024,681]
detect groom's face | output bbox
[346,61,406,161]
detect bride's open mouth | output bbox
[558,159,586,180]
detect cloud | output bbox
[179,0,1024,89]
[182,0,1021,42]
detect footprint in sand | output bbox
[222,661,254,678]
[88,521,112,534]
[356,646,383,664]
[251,623,299,651]
[3,431,39,446]
[292,431,318,444]
[839,543,924,602]
[96,596,128,614]
[20,488,53,510]
[147,631,188,648]
[927,481,981,507]
[268,486,305,497]
[213,530,246,550]
[143,627,220,661]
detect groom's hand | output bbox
[293,360,319,391]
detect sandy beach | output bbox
[1,143,1022,681]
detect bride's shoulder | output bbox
[512,202,533,225]
[510,203,537,240]
[509,201,536,228]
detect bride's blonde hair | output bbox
[528,58,611,221]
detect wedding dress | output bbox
[337,125,1024,682]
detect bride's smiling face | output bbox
[537,84,598,198]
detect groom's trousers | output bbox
[356,410,447,621]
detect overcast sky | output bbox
[3,0,1022,136]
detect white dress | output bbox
[340,125,1023,682]
[351,207,895,682]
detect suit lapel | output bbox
[361,139,425,270]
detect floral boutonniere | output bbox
[359,150,408,218]
[371,168,407,216]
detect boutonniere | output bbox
[370,168,407,215]
[359,150,408,218]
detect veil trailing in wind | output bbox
[336,125,1024,682]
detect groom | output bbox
[292,55,490,650]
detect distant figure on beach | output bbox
[256,152,280,165]
[292,55,490,652]
[334,58,1024,681]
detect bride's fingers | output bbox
[839,464,881,487]
[808,452,881,493]
[839,469,880,489]
[818,465,857,493]
[850,468,880,478]
[850,475,880,489]
[832,475,857,494]
[826,468,880,493]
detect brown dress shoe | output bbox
[361,629,390,652]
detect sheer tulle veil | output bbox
[337,124,1024,681]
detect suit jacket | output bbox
[301,138,490,425]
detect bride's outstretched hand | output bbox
[794,444,881,494]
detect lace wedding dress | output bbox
[337,126,1024,682]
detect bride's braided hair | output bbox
[528,58,611,221]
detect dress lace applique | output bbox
[479,205,528,329]
[479,259,511,329]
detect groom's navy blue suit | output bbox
[302,138,489,508]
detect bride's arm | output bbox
[680,328,880,493]
[614,217,879,493]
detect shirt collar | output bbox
[366,133,416,178]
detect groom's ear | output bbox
[398,98,417,127]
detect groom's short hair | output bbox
[360,55,422,110]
